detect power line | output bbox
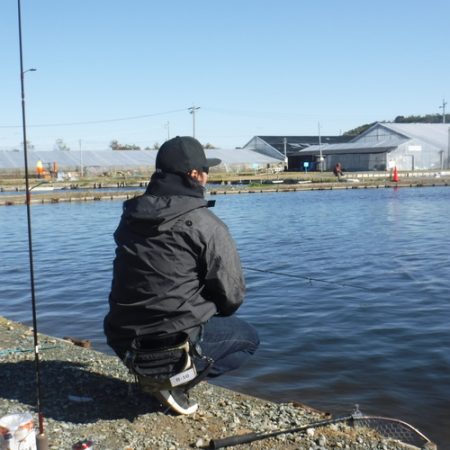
[0,108,188,129]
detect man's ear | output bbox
[188,169,200,180]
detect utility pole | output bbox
[188,105,200,138]
[283,137,287,171]
[448,127,450,169]
[318,122,323,172]
[164,121,170,140]
[439,98,447,124]
[79,139,83,177]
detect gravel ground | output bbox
[0,316,434,450]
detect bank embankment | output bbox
[1,177,449,206]
[0,316,431,449]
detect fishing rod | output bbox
[209,414,352,448]
[208,406,436,449]
[245,267,371,291]
[17,0,48,448]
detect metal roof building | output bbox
[3,124,448,174]
[296,123,450,171]
[242,135,352,170]
[0,147,282,174]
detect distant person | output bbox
[104,136,259,415]
[36,160,44,178]
[333,162,345,181]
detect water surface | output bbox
[1,186,449,448]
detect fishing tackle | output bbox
[17,0,48,448]
[209,405,436,449]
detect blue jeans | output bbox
[196,315,259,378]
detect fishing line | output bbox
[17,1,48,448]
[245,267,371,291]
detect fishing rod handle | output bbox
[36,433,49,450]
[209,432,260,449]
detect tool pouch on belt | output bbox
[124,332,212,393]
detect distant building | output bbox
[243,135,352,171]
[296,123,450,171]
[0,147,282,174]
[3,124,448,174]
[243,125,450,171]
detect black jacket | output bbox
[104,173,245,353]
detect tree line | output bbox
[344,113,450,136]
[109,140,217,151]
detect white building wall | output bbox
[354,125,406,145]
[354,124,445,170]
[389,139,442,170]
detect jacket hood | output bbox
[117,171,210,235]
[120,194,208,233]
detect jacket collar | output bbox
[145,171,205,198]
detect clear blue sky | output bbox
[1,0,449,151]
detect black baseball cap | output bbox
[155,136,221,173]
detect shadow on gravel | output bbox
[0,360,163,423]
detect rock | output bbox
[0,315,424,450]
[194,438,204,447]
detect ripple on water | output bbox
[1,188,450,447]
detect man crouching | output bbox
[104,136,259,414]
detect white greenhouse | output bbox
[0,147,282,175]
